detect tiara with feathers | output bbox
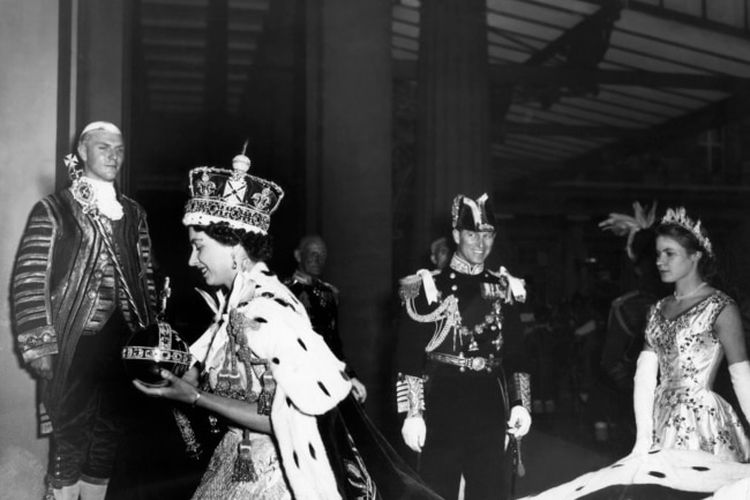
[660,207,713,257]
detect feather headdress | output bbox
[599,201,657,261]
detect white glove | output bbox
[401,416,426,452]
[631,350,658,455]
[729,360,750,423]
[507,405,532,437]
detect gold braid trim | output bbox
[510,372,532,412]
[404,295,461,353]
[226,308,262,483]
[398,274,422,302]
[396,373,425,417]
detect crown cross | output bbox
[222,179,247,205]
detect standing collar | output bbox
[449,254,485,275]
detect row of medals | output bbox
[458,299,505,353]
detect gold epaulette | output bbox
[488,266,527,303]
[398,268,442,302]
[320,280,340,297]
[398,273,423,302]
[486,267,506,279]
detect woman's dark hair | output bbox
[655,222,717,283]
[191,222,273,263]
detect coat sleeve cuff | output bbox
[509,372,531,412]
[20,325,58,363]
[396,373,425,417]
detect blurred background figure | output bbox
[429,236,451,270]
[285,235,367,403]
[594,202,666,453]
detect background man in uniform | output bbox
[429,236,451,270]
[285,234,367,403]
[395,193,532,500]
[11,121,156,500]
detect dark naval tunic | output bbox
[396,253,529,500]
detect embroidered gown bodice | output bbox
[645,290,750,462]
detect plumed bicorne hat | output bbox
[182,153,284,235]
[451,193,496,232]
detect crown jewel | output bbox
[661,207,713,256]
[183,152,284,234]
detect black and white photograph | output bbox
[3,1,750,499]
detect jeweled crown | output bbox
[182,153,284,234]
[661,207,713,256]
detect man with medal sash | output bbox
[395,193,532,500]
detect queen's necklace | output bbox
[673,282,707,301]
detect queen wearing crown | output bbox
[133,153,443,500]
[521,207,750,499]
[133,153,355,499]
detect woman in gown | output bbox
[522,206,750,499]
[634,207,750,460]
[134,154,442,500]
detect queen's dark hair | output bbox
[655,222,717,283]
[190,222,273,263]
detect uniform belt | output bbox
[427,352,501,373]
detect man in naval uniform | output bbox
[285,234,367,403]
[10,121,156,500]
[395,193,532,500]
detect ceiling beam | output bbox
[524,0,621,66]
[587,0,750,40]
[567,86,750,170]
[548,180,750,194]
[489,66,746,91]
[393,60,747,91]
[503,121,636,137]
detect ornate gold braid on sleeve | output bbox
[404,295,461,353]
[510,372,531,412]
[396,373,425,417]
[13,201,59,361]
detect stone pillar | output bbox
[319,0,392,423]
[76,0,129,127]
[243,0,306,271]
[58,0,131,190]
[204,0,229,161]
[412,0,491,265]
